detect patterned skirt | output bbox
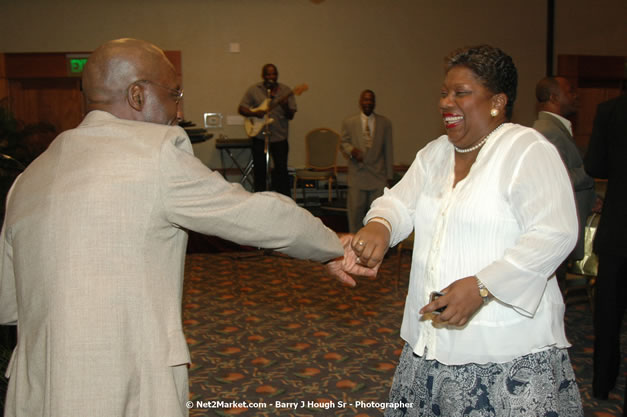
[384,344,583,417]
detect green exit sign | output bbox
[66,54,90,76]
[70,58,88,73]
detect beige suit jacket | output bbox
[0,110,343,417]
[340,113,394,191]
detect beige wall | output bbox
[0,0,625,169]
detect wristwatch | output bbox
[476,278,490,305]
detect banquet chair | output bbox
[563,212,599,308]
[292,128,340,202]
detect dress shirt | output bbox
[365,123,578,365]
[360,112,375,149]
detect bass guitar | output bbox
[244,83,308,137]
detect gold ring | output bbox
[357,240,365,246]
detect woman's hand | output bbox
[351,222,391,269]
[420,276,485,327]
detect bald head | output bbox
[82,38,179,124]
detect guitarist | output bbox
[238,63,297,196]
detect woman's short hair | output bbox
[445,45,518,120]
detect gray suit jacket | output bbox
[340,113,394,190]
[533,111,595,259]
[0,110,342,417]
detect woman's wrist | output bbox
[367,217,392,234]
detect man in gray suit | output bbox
[341,90,394,233]
[0,38,370,417]
[532,76,595,263]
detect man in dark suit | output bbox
[533,76,595,263]
[340,90,394,233]
[584,93,627,402]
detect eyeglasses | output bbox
[135,79,184,103]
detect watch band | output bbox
[476,277,490,305]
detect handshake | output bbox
[325,221,391,287]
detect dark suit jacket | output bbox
[533,111,595,259]
[584,95,627,256]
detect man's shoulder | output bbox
[244,82,265,94]
[375,113,392,125]
[342,113,361,124]
[533,111,559,126]
[600,94,627,110]
[598,94,627,121]
[532,114,565,138]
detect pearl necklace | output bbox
[454,123,506,153]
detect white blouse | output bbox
[365,123,578,365]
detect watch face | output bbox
[479,288,489,298]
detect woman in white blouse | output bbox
[351,45,584,416]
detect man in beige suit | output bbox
[0,39,369,417]
[341,90,394,233]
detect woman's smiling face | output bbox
[439,66,504,150]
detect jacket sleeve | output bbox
[0,183,18,324]
[158,129,343,262]
[340,117,355,159]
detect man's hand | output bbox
[326,234,379,287]
[351,148,364,162]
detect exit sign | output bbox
[66,54,90,76]
[69,58,87,73]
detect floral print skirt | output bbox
[384,344,583,417]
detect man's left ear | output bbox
[128,83,145,111]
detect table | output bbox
[215,138,254,189]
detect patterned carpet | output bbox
[184,251,406,417]
[0,250,625,416]
[182,251,626,417]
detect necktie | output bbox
[364,121,372,150]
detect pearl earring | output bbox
[490,108,499,117]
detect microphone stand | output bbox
[262,88,273,191]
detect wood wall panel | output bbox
[558,54,626,152]
[0,54,7,106]
[5,53,79,79]
[4,51,181,79]
[2,50,182,158]
[8,78,83,156]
